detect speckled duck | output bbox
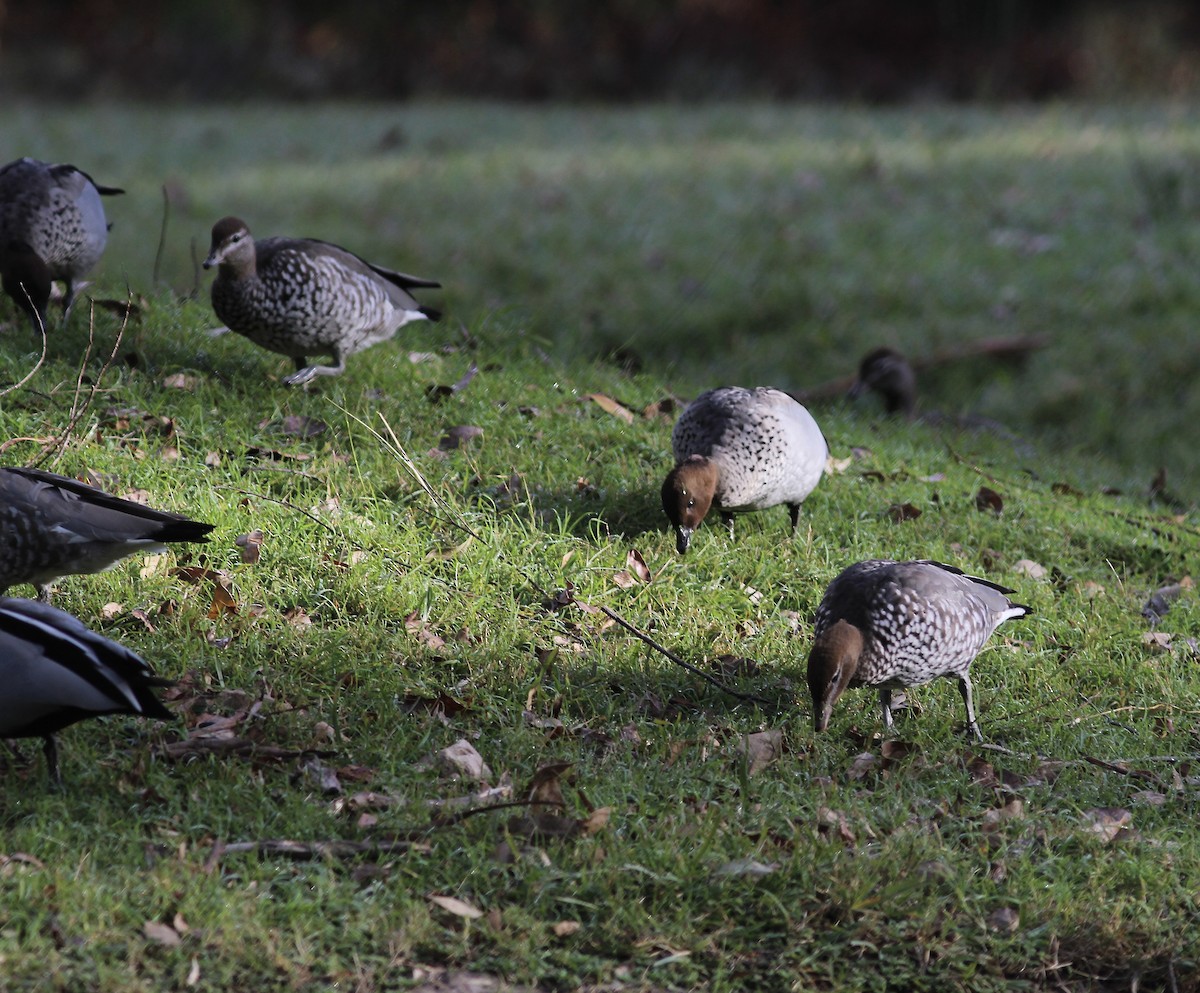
[203,216,441,385]
[0,596,173,786]
[808,559,1030,740]
[0,467,214,600]
[0,157,124,331]
[662,386,827,554]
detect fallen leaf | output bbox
[817,806,856,846]
[207,580,238,619]
[887,502,922,522]
[848,752,878,780]
[625,549,652,583]
[427,894,484,920]
[987,907,1019,934]
[162,372,198,391]
[611,571,637,589]
[431,740,492,781]
[1143,581,1191,624]
[438,425,484,450]
[186,958,200,987]
[1013,559,1047,579]
[586,393,634,424]
[975,486,1004,514]
[257,415,328,438]
[642,397,678,421]
[737,730,783,776]
[426,362,479,403]
[1081,807,1132,843]
[143,920,181,947]
[712,858,779,877]
[552,921,582,937]
[1143,631,1173,652]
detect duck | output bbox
[203,216,441,385]
[807,559,1030,740]
[0,466,214,600]
[847,347,917,417]
[662,386,827,554]
[0,157,124,331]
[0,596,173,786]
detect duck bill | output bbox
[675,526,693,555]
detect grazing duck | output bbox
[203,216,441,385]
[847,347,917,417]
[0,467,214,600]
[0,157,124,331]
[0,596,173,785]
[807,559,1030,740]
[662,387,827,554]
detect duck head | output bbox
[660,454,719,555]
[807,618,865,732]
[203,216,256,273]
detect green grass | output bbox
[0,102,1199,991]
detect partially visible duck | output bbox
[847,347,917,417]
[0,157,124,330]
[203,216,441,385]
[0,467,214,600]
[0,596,173,786]
[662,387,827,554]
[807,559,1031,740]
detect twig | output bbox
[0,303,47,397]
[207,800,566,865]
[46,299,129,466]
[153,184,170,286]
[209,485,338,534]
[1082,755,1163,785]
[593,602,771,705]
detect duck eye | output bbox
[687,498,695,508]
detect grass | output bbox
[0,101,1198,991]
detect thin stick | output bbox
[594,602,771,705]
[153,184,170,286]
[209,484,338,534]
[0,305,47,397]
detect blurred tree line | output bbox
[2,0,1199,101]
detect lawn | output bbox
[0,101,1198,992]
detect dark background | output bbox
[2,1,1199,102]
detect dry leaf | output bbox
[1081,807,1132,843]
[974,486,1004,514]
[611,571,637,589]
[433,740,492,781]
[1013,559,1047,579]
[987,907,1019,934]
[625,549,652,583]
[552,921,582,937]
[101,602,124,620]
[427,894,484,920]
[817,806,857,846]
[585,393,634,424]
[207,580,238,619]
[438,425,484,451]
[737,730,783,776]
[847,752,878,780]
[162,373,198,391]
[143,920,181,947]
[887,502,922,522]
[712,858,779,877]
